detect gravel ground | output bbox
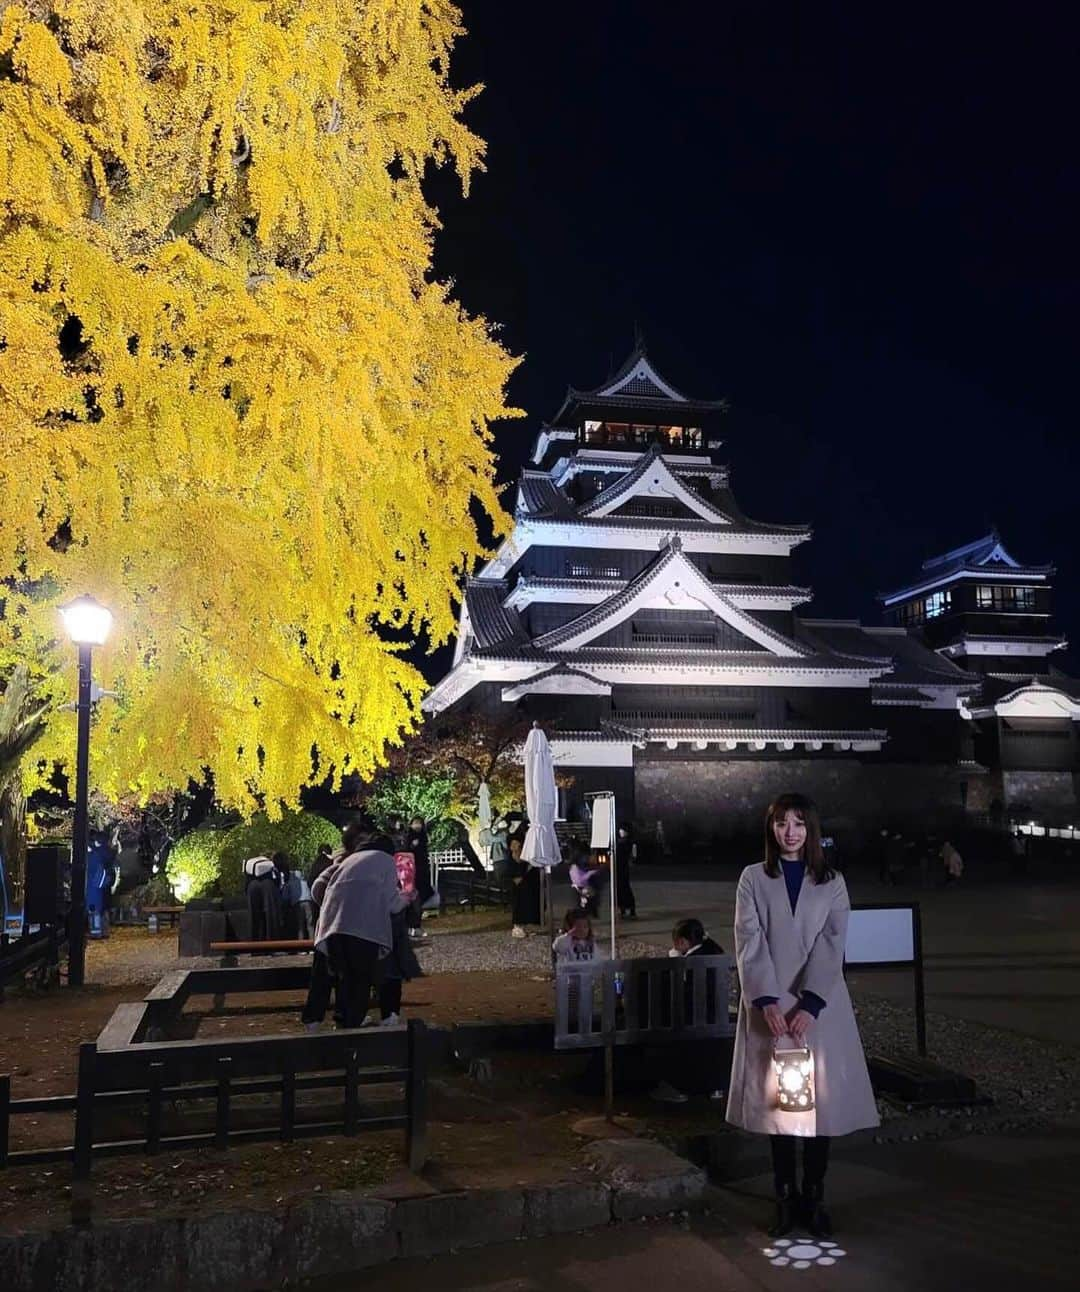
[83,924,662,985]
[854,994,1078,1119]
[82,929,1078,1119]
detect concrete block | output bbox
[394,1187,524,1259]
[523,1180,611,1237]
[280,1191,396,1279]
[0,1228,52,1292]
[585,1138,706,1221]
[73,1217,183,1292]
[178,910,226,958]
[184,1206,281,1291]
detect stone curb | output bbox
[0,1143,706,1291]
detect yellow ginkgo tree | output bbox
[0,0,515,814]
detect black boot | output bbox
[768,1184,800,1238]
[802,1181,832,1238]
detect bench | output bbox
[554,955,737,1113]
[554,954,737,1049]
[209,939,313,966]
[144,905,184,930]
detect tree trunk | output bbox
[0,775,27,914]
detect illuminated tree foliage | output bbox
[0,1,515,813]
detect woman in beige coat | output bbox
[727,793,878,1238]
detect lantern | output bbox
[773,1043,815,1111]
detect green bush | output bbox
[217,810,341,896]
[165,828,228,902]
[364,770,455,833]
[129,872,178,907]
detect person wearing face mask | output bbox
[726,793,877,1241]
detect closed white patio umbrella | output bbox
[520,725,561,870]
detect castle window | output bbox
[976,585,1036,611]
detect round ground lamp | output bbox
[59,594,113,988]
[773,1042,815,1111]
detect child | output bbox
[552,909,606,964]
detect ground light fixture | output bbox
[59,594,113,988]
[774,1041,815,1111]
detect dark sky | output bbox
[423,0,1078,677]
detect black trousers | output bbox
[301,949,335,1024]
[379,978,403,1019]
[770,1134,830,1193]
[326,934,380,1028]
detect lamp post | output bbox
[59,595,113,988]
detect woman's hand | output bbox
[761,1003,788,1039]
[787,1009,814,1044]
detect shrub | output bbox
[364,770,454,833]
[217,810,341,896]
[165,829,228,902]
[128,872,177,907]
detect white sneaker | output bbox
[511,925,526,939]
[649,1080,689,1104]
[380,1012,401,1027]
[709,1088,727,1102]
[304,1020,323,1033]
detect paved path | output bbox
[322,1121,1080,1290]
[574,866,1080,1044]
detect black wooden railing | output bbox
[0,967,428,1177]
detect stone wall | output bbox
[1002,770,1079,819]
[634,757,989,845]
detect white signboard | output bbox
[845,906,915,966]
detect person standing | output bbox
[282,860,315,939]
[86,828,118,940]
[311,823,408,1028]
[727,793,878,1239]
[247,856,283,941]
[302,822,365,1031]
[615,824,638,919]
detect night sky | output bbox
[423,1,1077,678]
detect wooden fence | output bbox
[0,965,428,1177]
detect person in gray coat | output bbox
[311,823,409,1028]
[727,794,877,1240]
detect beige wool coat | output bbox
[725,862,879,1138]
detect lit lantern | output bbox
[773,1044,814,1111]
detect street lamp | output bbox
[59,595,113,988]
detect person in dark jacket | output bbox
[650,918,727,1105]
[247,857,283,940]
[615,824,638,919]
[407,818,434,906]
[375,906,424,1024]
[308,843,334,887]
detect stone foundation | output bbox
[1002,770,1079,819]
[635,757,990,845]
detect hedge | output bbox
[217,811,341,896]
[165,829,228,902]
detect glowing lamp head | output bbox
[60,595,113,646]
[773,1044,815,1112]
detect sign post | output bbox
[845,902,926,1057]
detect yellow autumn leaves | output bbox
[0,1,516,814]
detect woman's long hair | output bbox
[763,793,833,883]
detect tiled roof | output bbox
[577,444,733,524]
[797,621,979,688]
[604,721,888,743]
[532,541,809,656]
[464,580,528,650]
[517,471,577,519]
[879,531,1054,602]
